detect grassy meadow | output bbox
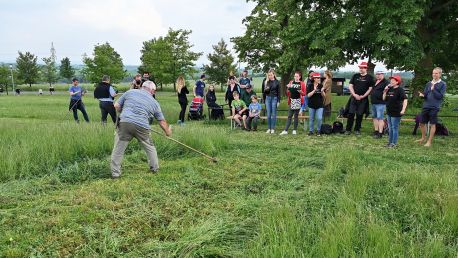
[0,91,457,257]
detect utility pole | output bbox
[9,64,15,94]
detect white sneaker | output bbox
[266,129,271,134]
[292,130,297,135]
[270,130,275,134]
[279,131,288,135]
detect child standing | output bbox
[246,95,262,131]
[383,75,408,148]
[280,71,306,135]
[231,91,248,129]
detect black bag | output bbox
[321,124,333,135]
[332,121,344,134]
[436,123,450,136]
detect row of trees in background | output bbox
[232,0,458,99]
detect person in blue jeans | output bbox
[371,71,389,138]
[307,72,326,136]
[261,69,281,134]
[383,75,408,148]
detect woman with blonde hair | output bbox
[261,69,281,134]
[323,70,333,120]
[177,75,189,125]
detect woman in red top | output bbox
[279,71,306,135]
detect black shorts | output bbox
[421,108,439,124]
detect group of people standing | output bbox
[176,63,446,148]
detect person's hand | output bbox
[165,125,172,137]
[299,111,303,116]
[238,111,242,115]
[400,110,405,115]
[419,92,424,97]
[287,83,292,88]
[383,86,389,93]
[354,95,361,101]
[276,102,280,108]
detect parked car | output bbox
[343,86,350,95]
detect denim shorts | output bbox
[372,104,385,120]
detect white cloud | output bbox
[61,0,166,38]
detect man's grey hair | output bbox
[102,75,110,82]
[433,67,443,74]
[142,80,157,90]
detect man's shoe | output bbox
[292,130,297,135]
[279,131,288,135]
[355,130,361,136]
[344,131,351,135]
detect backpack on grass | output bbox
[321,124,333,135]
[332,121,344,134]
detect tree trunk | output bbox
[367,55,376,76]
[280,71,292,97]
[410,53,434,104]
[173,82,176,92]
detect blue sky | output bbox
[0,0,255,66]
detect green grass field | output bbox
[1,92,457,257]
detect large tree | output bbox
[16,51,39,87]
[140,28,202,90]
[59,57,75,82]
[41,56,58,87]
[0,65,10,95]
[234,0,458,97]
[204,39,236,91]
[82,42,126,84]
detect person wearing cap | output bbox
[111,80,172,179]
[241,83,256,108]
[194,74,206,98]
[94,75,118,125]
[68,78,89,123]
[307,72,326,136]
[371,71,389,138]
[416,67,447,147]
[130,74,142,89]
[239,70,252,95]
[383,75,408,148]
[345,61,375,135]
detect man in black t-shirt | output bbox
[345,62,374,135]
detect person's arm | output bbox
[400,99,408,115]
[114,93,127,112]
[382,86,389,101]
[276,81,281,103]
[232,107,236,117]
[362,87,373,98]
[431,82,446,100]
[307,86,315,98]
[184,86,189,94]
[193,83,197,97]
[109,86,117,98]
[158,120,172,136]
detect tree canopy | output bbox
[203,39,236,90]
[16,51,39,87]
[140,28,202,90]
[233,0,458,96]
[59,57,75,82]
[82,43,126,84]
